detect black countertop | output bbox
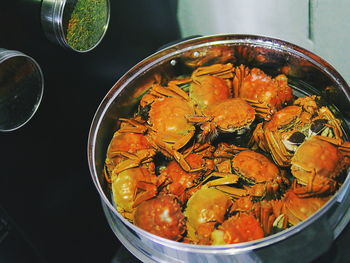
[0,1,179,262]
[1,1,350,263]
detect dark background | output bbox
[1,1,350,263]
[0,1,179,262]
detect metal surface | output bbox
[88,34,350,263]
[41,0,110,52]
[0,48,44,132]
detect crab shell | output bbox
[233,65,293,111]
[232,150,289,199]
[276,189,330,226]
[148,96,196,147]
[291,137,344,184]
[263,105,304,132]
[189,75,231,111]
[211,213,264,245]
[105,131,153,173]
[112,164,157,221]
[133,194,186,241]
[159,153,206,204]
[206,98,256,133]
[184,188,233,244]
[251,99,320,167]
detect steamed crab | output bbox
[111,165,159,221]
[168,63,234,112]
[187,97,266,143]
[290,136,350,197]
[133,194,186,241]
[273,189,331,226]
[104,120,160,220]
[158,143,216,203]
[250,96,345,167]
[233,64,293,116]
[139,83,202,172]
[184,188,233,244]
[228,196,280,235]
[211,213,264,245]
[211,144,289,200]
[104,118,155,177]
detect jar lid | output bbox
[0,49,44,132]
[41,0,110,52]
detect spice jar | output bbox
[41,0,110,52]
[0,49,44,131]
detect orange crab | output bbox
[111,164,159,221]
[159,143,215,203]
[104,118,155,177]
[189,75,232,111]
[139,83,203,172]
[104,119,160,220]
[233,64,293,116]
[273,189,331,226]
[189,98,257,143]
[232,150,289,199]
[290,136,350,197]
[228,196,278,235]
[184,188,233,244]
[215,150,289,200]
[210,145,289,200]
[133,194,186,241]
[250,96,344,167]
[211,213,264,245]
[168,63,234,112]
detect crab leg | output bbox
[168,78,192,86]
[132,182,157,208]
[232,64,250,97]
[151,135,203,173]
[150,83,191,102]
[291,164,337,197]
[201,172,240,187]
[244,98,274,120]
[192,63,234,79]
[339,141,350,155]
[111,149,156,176]
[317,106,343,138]
[249,123,268,152]
[265,130,293,167]
[214,143,247,158]
[312,135,343,146]
[214,185,248,198]
[118,118,148,134]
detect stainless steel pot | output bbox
[88,34,350,263]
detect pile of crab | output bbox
[104,62,350,245]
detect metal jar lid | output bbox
[41,0,110,52]
[0,49,44,132]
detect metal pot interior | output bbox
[88,34,350,252]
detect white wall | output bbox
[177,0,350,84]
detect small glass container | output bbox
[0,49,44,132]
[41,0,110,52]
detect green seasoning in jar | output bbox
[63,0,109,52]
